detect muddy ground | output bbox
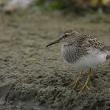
[0,9,110,110]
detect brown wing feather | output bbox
[80,34,105,51]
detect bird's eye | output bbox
[63,34,68,38]
[63,33,70,38]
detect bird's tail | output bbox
[102,46,110,59]
[103,46,110,51]
[105,46,110,59]
[106,55,110,59]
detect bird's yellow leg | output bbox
[79,68,92,93]
[73,71,83,89]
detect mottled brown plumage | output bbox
[47,30,110,66]
[46,30,110,92]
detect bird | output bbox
[46,30,110,92]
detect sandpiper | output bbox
[46,30,110,92]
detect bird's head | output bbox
[46,30,79,47]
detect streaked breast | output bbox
[61,44,78,64]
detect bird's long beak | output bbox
[46,37,62,47]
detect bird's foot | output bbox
[79,68,93,93]
[73,68,93,93]
[79,74,91,93]
[73,71,83,89]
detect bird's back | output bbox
[61,32,110,70]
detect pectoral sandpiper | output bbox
[46,30,110,92]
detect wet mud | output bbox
[0,9,110,110]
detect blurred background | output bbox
[1,0,110,13]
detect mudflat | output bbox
[0,9,110,110]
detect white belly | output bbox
[61,45,107,70]
[74,51,107,70]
